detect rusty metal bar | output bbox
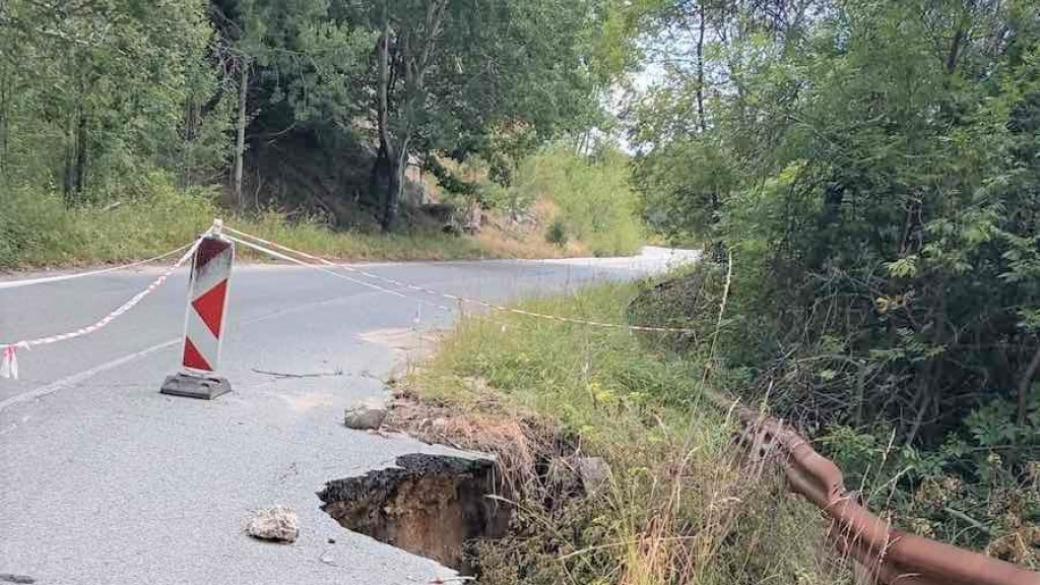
[708,392,1040,585]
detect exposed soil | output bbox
[317,453,512,573]
[373,389,617,583]
[322,384,601,580]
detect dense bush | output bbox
[509,145,643,256]
[630,0,1040,555]
[820,405,1040,566]
[0,177,216,268]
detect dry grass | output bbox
[386,382,553,494]
[473,228,587,260]
[473,201,590,260]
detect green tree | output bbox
[633,0,1040,442]
[347,0,609,231]
[0,0,219,201]
[630,0,1040,553]
[210,0,372,208]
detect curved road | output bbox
[0,248,694,585]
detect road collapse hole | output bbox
[317,454,511,573]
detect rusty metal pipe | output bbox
[832,528,946,585]
[717,395,1040,585]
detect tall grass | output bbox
[405,283,851,584]
[0,182,493,270]
[504,146,644,257]
[0,155,649,270]
[437,145,645,258]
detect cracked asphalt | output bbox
[0,248,695,585]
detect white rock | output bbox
[246,506,299,543]
[577,457,612,493]
[344,397,388,430]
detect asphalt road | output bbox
[0,248,695,585]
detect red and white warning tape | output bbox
[0,224,694,381]
[0,242,195,290]
[223,234,420,304]
[0,239,201,379]
[223,225,698,334]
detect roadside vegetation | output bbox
[0,184,491,268]
[402,0,1040,577]
[0,0,644,269]
[0,153,644,270]
[475,146,644,257]
[4,0,1039,578]
[623,0,1040,568]
[397,282,849,584]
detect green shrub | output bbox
[626,263,1040,560]
[0,187,76,268]
[0,176,216,268]
[545,218,568,246]
[506,144,644,256]
[816,393,1040,565]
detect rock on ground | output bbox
[246,506,299,543]
[344,397,388,430]
[576,457,612,493]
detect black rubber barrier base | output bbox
[160,372,231,400]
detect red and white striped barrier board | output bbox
[161,227,234,399]
[181,235,233,372]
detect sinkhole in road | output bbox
[317,453,512,573]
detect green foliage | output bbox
[0,0,223,199]
[430,0,607,144]
[431,141,647,255]
[509,145,644,256]
[634,137,738,245]
[631,0,1040,555]
[228,0,374,131]
[817,392,1040,565]
[0,176,512,269]
[1,0,636,239]
[0,176,218,267]
[634,0,1040,432]
[338,0,619,229]
[544,218,568,246]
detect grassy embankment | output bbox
[0,145,645,270]
[1,187,505,270]
[395,280,851,584]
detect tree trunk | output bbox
[0,60,8,177]
[946,24,965,74]
[375,4,399,231]
[74,113,87,195]
[381,148,405,232]
[369,141,390,206]
[63,109,87,203]
[372,0,445,232]
[233,59,249,209]
[63,113,75,202]
[180,97,201,187]
[696,3,707,133]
